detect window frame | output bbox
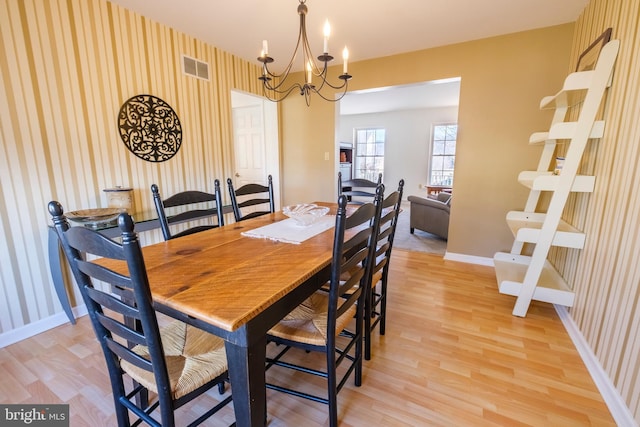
[353,127,385,181]
[429,123,457,186]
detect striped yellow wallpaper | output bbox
[0,0,261,332]
[2,0,640,421]
[553,0,640,421]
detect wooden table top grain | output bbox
[100,211,337,332]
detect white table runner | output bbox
[241,215,335,244]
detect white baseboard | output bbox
[443,251,494,266]
[555,305,636,426]
[0,305,87,349]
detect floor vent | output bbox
[182,55,209,81]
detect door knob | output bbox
[235,173,240,177]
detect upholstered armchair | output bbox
[408,192,451,240]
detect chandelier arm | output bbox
[303,89,312,106]
[309,55,346,95]
[309,63,348,93]
[262,70,292,92]
[316,77,348,91]
[263,83,304,102]
[264,63,292,81]
[309,62,332,93]
[262,28,299,85]
[263,80,305,96]
[308,81,350,102]
[301,17,324,76]
[312,56,328,80]
[280,8,308,77]
[261,5,307,83]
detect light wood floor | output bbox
[0,250,615,426]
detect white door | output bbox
[231,90,280,210]
[232,105,266,187]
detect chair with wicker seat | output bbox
[226,175,275,222]
[264,189,383,427]
[48,201,233,427]
[364,179,404,360]
[151,180,225,241]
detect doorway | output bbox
[337,79,461,253]
[337,78,461,200]
[230,90,281,209]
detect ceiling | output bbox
[109,0,587,113]
[340,78,461,115]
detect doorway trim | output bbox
[230,90,281,210]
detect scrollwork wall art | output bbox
[117,94,182,162]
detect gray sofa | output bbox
[408,192,452,240]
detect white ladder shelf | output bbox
[494,39,620,317]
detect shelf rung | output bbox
[539,40,618,110]
[493,252,575,307]
[540,70,595,109]
[505,211,585,248]
[529,120,605,144]
[518,171,595,192]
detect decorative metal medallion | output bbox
[117,94,182,162]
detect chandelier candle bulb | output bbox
[343,47,349,74]
[323,20,330,53]
[262,40,268,55]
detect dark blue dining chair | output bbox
[151,180,224,241]
[48,201,233,427]
[338,171,383,204]
[364,179,404,360]
[226,175,275,222]
[264,187,383,427]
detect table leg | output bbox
[225,335,267,427]
[47,227,76,324]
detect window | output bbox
[354,128,385,181]
[430,124,456,186]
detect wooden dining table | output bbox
[99,207,339,426]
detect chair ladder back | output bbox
[263,188,384,427]
[162,190,217,207]
[151,180,224,241]
[370,194,400,277]
[382,180,404,249]
[106,337,154,373]
[364,179,404,360]
[338,172,383,204]
[330,188,383,327]
[48,203,172,410]
[227,175,275,222]
[163,188,223,224]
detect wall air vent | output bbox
[182,55,210,81]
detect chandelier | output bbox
[258,0,352,105]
